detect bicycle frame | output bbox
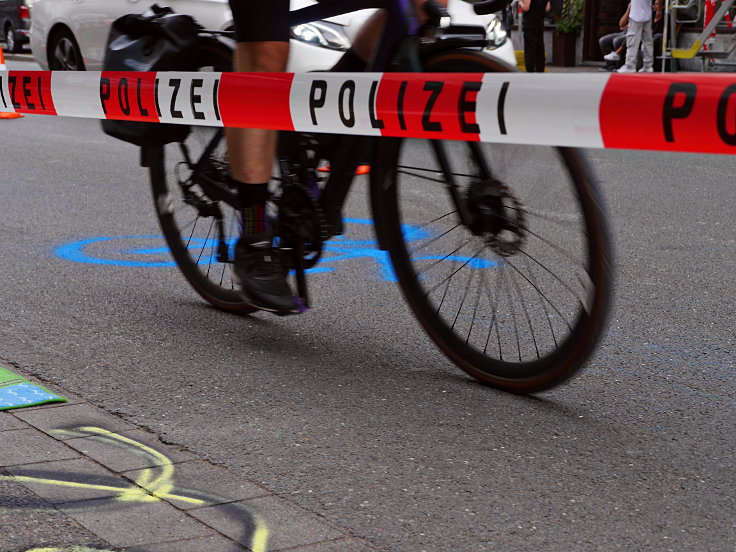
[174,0,491,305]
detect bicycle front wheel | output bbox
[372,50,613,393]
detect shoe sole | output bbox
[232,272,300,315]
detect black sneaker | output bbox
[233,232,299,315]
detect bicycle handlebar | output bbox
[471,0,510,16]
[289,0,385,26]
[289,0,447,28]
[423,0,449,20]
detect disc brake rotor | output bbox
[466,178,527,257]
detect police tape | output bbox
[1,70,735,154]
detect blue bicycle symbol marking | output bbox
[54,218,497,282]
[55,236,178,268]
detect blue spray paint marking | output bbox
[54,218,497,282]
[55,236,178,268]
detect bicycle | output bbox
[143,0,613,394]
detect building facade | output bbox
[583,0,630,62]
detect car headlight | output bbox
[291,21,351,51]
[486,17,507,48]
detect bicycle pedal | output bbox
[272,297,309,316]
[293,296,309,313]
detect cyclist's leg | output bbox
[226,0,298,314]
[226,42,288,184]
[332,0,448,71]
[330,11,385,72]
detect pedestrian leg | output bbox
[620,20,644,72]
[536,33,546,72]
[640,22,654,71]
[523,30,534,72]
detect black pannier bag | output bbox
[100,5,201,147]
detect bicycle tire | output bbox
[148,42,256,314]
[371,50,613,393]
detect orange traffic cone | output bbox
[0,46,24,120]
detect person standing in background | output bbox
[521,0,551,72]
[599,4,631,71]
[618,0,654,73]
[652,0,665,71]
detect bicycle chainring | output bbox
[277,181,329,269]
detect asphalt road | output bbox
[1,57,734,551]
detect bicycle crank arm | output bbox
[192,171,241,209]
[278,242,310,311]
[293,239,310,309]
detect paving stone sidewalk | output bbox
[0,369,378,552]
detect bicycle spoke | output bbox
[509,267,540,360]
[395,164,477,179]
[508,205,582,227]
[197,218,215,268]
[422,243,485,296]
[450,252,477,331]
[396,169,449,184]
[409,210,458,232]
[498,265,522,362]
[503,257,574,331]
[410,222,463,254]
[185,216,200,249]
[522,255,558,349]
[481,267,504,359]
[466,265,485,344]
[518,248,588,310]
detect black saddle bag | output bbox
[101,5,201,147]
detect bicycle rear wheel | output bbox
[148,43,255,313]
[372,50,613,393]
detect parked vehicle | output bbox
[30,0,515,71]
[1,0,33,53]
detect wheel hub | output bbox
[465,178,527,257]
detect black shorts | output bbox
[228,0,290,42]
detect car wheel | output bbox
[5,24,21,53]
[48,28,85,70]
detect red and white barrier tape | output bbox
[1,71,735,154]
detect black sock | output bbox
[231,179,269,235]
[330,48,367,73]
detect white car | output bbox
[31,0,515,71]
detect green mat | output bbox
[0,365,67,411]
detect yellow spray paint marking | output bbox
[2,426,270,552]
[0,473,201,506]
[5,475,136,495]
[72,426,177,502]
[252,521,270,552]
